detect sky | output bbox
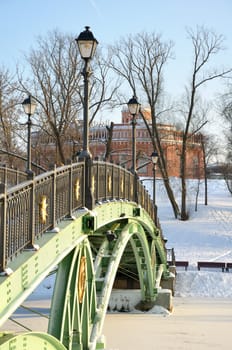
[1,0,232,132]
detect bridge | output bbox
[0,161,173,350]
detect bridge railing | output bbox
[0,166,28,187]
[92,161,155,221]
[0,161,155,273]
[92,161,135,202]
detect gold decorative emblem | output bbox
[130,184,133,197]
[78,256,86,303]
[92,176,95,194]
[39,195,48,224]
[74,179,80,201]
[120,178,124,194]
[108,174,112,193]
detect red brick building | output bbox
[89,108,204,178]
[31,108,204,178]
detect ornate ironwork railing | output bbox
[0,166,28,187]
[0,161,155,273]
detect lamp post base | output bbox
[77,149,92,161]
[26,169,34,179]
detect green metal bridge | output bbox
[0,161,172,350]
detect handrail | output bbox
[0,161,156,273]
[0,166,28,187]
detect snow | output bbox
[153,178,232,298]
[32,178,232,303]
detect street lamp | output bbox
[22,95,37,175]
[75,26,98,209]
[75,26,98,160]
[127,96,140,203]
[127,96,140,174]
[151,151,159,225]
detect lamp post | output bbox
[75,26,98,160]
[127,96,140,174]
[151,151,159,224]
[127,96,140,202]
[22,95,37,176]
[75,26,98,209]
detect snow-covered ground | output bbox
[33,178,232,301]
[153,178,232,298]
[155,179,232,265]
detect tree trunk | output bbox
[180,135,188,220]
[56,135,65,165]
[195,179,200,212]
[201,137,208,205]
[162,176,180,218]
[140,109,180,218]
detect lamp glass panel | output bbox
[78,40,96,59]
[128,103,140,115]
[22,97,37,115]
[151,153,158,164]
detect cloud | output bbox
[89,0,102,17]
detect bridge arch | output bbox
[46,201,167,350]
[0,332,66,350]
[90,220,158,348]
[48,239,97,349]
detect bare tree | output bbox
[17,31,81,165]
[203,134,223,204]
[18,30,120,166]
[220,82,232,193]
[179,26,232,220]
[221,84,232,159]
[0,66,24,168]
[110,31,180,218]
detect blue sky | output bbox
[1,0,232,127]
